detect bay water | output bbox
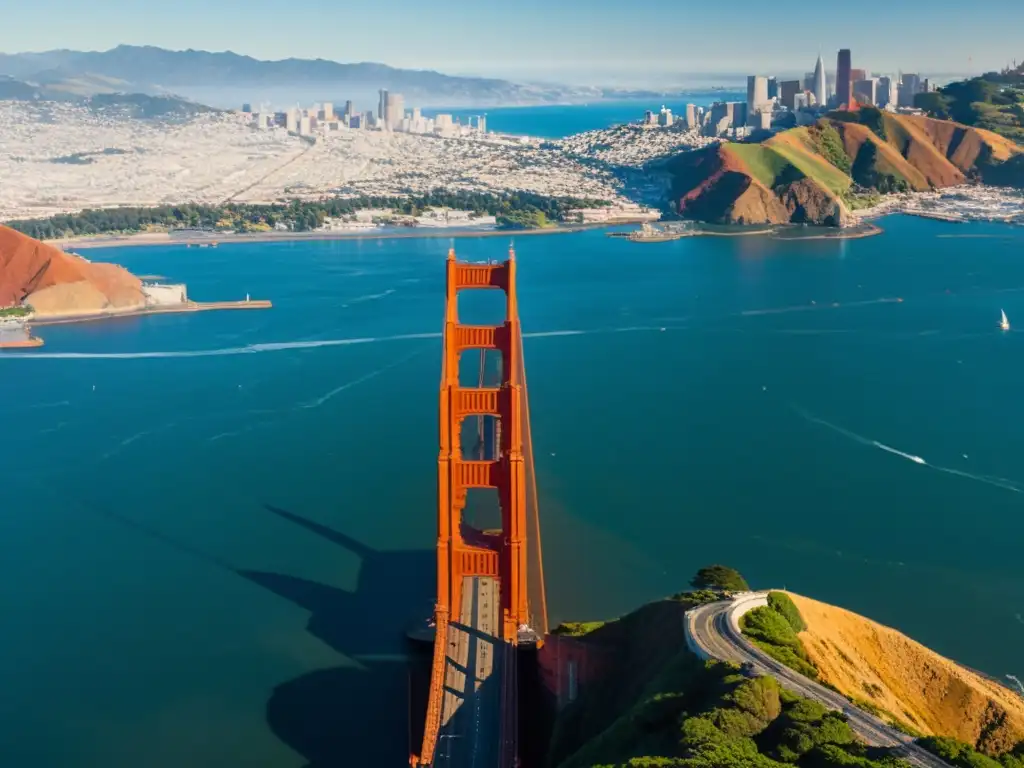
[2,217,1024,766]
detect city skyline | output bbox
[3,0,1022,85]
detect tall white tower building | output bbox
[813,54,827,109]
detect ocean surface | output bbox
[2,217,1024,766]
[424,93,744,138]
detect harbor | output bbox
[0,320,44,349]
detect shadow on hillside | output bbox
[251,504,434,767]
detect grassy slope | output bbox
[722,143,798,188]
[765,129,854,195]
[789,592,1024,756]
[829,121,930,191]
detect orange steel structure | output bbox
[411,246,548,767]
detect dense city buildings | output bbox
[836,49,853,107]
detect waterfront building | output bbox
[685,103,697,130]
[836,49,853,107]
[853,78,878,106]
[812,55,827,109]
[643,110,655,126]
[658,106,674,127]
[780,80,802,110]
[478,115,487,134]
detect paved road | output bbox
[432,576,504,768]
[686,594,952,768]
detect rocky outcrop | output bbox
[780,178,852,226]
[0,224,146,317]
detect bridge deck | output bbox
[431,576,505,767]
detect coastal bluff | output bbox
[0,224,147,318]
[545,569,1024,768]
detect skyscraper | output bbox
[386,92,405,129]
[747,75,769,111]
[877,77,896,108]
[378,89,388,122]
[812,55,827,110]
[781,80,802,110]
[852,78,877,106]
[836,49,853,107]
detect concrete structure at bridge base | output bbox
[537,634,615,711]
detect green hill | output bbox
[916,71,1024,142]
[669,107,1024,228]
[547,578,913,768]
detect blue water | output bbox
[423,94,744,138]
[2,218,1024,766]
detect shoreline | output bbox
[47,223,618,250]
[27,299,272,328]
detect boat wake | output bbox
[0,326,677,360]
[791,404,1023,494]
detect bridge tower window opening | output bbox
[459,487,503,539]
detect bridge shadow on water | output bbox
[248,505,434,768]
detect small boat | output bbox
[1000,309,1010,331]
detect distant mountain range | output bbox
[0,45,690,109]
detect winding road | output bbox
[684,593,952,768]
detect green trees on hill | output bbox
[917,736,1024,768]
[556,653,912,768]
[690,565,750,592]
[741,592,819,679]
[915,75,1024,142]
[3,190,612,239]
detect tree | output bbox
[690,565,749,592]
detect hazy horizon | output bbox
[3,0,1021,88]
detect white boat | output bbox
[1000,309,1010,331]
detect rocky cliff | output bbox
[0,224,146,317]
[669,109,1024,227]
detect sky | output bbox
[2,0,1022,86]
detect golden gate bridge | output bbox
[409,246,550,768]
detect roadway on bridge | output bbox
[431,576,506,768]
[686,594,952,768]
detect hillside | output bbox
[789,592,1024,755]
[669,109,1024,227]
[916,72,1024,142]
[547,592,915,768]
[0,224,146,317]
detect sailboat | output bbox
[1000,309,1010,331]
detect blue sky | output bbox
[3,0,1022,85]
